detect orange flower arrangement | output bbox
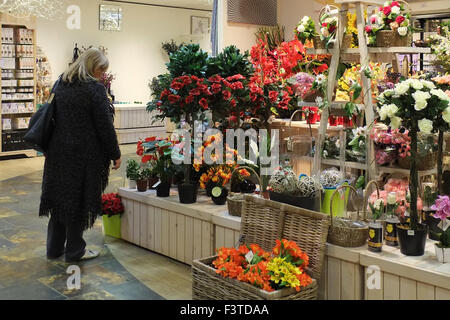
[212,239,312,293]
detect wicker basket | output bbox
[313,35,334,49]
[192,256,317,300]
[376,30,412,47]
[192,195,330,300]
[342,34,354,48]
[398,152,437,171]
[327,185,369,247]
[227,193,244,217]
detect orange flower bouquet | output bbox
[213,239,312,293]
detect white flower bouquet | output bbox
[295,16,316,44]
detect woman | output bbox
[40,48,121,262]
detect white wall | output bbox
[36,0,212,103]
[278,0,324,42]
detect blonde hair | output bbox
[63,47,109,83]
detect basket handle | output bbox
[231,166,264,198]
[362,180,381,221]
[329,184,359,226]
[288,109,303,129]
[397,0,411,15]
[319,5,340,22]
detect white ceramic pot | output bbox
[435,244,450,263]
[128,179,137,189]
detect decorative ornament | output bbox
[0,0,64,20]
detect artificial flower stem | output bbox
[437,130,444,195]
[409,124,419,231]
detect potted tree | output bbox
[376,78,450,256]
[431,195,450,263]
[126,159,140,189]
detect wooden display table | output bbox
[118,188,450,300]
[113,104,165,144]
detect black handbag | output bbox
[24,77,62,153]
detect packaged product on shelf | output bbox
[1,28,14,44]
[2,118,12,131]
[26,102,34,112]
[12,117,30,130]
[0,57,16,69]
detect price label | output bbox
[245,251,254,264]
[152,180,161,188]
[408,230,415,236]
[439,219,450,232]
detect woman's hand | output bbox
[112,158,121,170]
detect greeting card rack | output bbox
[0,13,37,158]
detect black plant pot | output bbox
[206,181,218,197]
[423,210,441,241]
[240,180,256,194]
[177,183,198,204]
[269,191,320,211]
[156,182,171,198]
[368,222,383,253]
[148,177,159,190]
[136,179,148,192]
[398,224,428,256]
[211,187,228,205]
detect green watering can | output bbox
[321,181,350,217]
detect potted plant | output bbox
[377,78,449,256]
[268,167,322,211]
[431,195,450,263]
[126,159,140,189]
[422,184,440,240]
[101,193,124,239]
[365,1,413,47]
[368,197,385,253]
[199,165,232,205]
[136,167,151,192]
[385,192,400,246]
[230,167,256,194]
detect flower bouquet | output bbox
[370,127,410,166]
[365,0,412,47]
[295,16,316,45]
[101,193,124,238]
[316,7,339,50]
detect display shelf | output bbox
[307,47,431,55]
[0,15,36,158]
[322,158,367,170]
[377,166,437,177]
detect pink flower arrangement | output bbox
[292,72,316,100]
[370,128,411,165]
[368,178,423,216]
[432,75,450,86]
[431,195,450,221]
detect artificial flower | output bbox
[418,118,433,134]
[412,90,431,111]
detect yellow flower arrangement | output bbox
[336,63,385,101]
[266,257,303,289]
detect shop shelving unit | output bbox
[300,0,434,183]
[0,13,37,158]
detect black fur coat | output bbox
[39,79,121,230]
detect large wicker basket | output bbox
[327,185,369,247]
[192,195,330,300]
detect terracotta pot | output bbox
[136,179,148,192]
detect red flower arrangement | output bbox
[101,193,124,217]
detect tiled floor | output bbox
[0,144,192,300]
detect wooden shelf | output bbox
[0,149,36,157]
[321,158,367,170]
[377,166,437,177]
[307,47,432,55]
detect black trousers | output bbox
[46,214,86,262]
